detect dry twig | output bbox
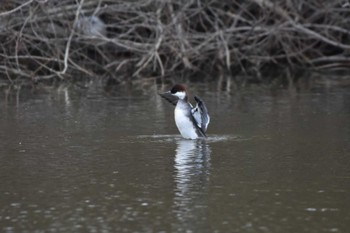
[0,0,349,83]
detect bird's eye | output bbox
[170,88,177,94]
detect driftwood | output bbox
[0,0,350,84]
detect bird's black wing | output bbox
[192,96,210,132]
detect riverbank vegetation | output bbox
[1,0,350,87]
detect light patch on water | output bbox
[137,134,182,139]
[136,134,182,143]
[205,134,242,142]
[305,208,339,212]
[10,203,21,208]
[137,134,243,143]
[136,134,270,144]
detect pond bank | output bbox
[1,0,350,84]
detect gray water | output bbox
[0,82,349,233]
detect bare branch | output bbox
[0,0,34,17]
[59,0,85,75]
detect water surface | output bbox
[0,82,349,232]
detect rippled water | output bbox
[0,82,349,232]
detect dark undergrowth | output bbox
[1,0,350,88]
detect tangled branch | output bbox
[0,0,350,84]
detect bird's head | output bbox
[170,84,187,100]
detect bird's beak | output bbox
[159,91,172,97]
[159,90,179,106]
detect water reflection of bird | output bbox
[160,84,210,139]
[173,139,211,230]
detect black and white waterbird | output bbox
[160,84,210,139]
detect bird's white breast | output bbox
[174,106,198,139]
